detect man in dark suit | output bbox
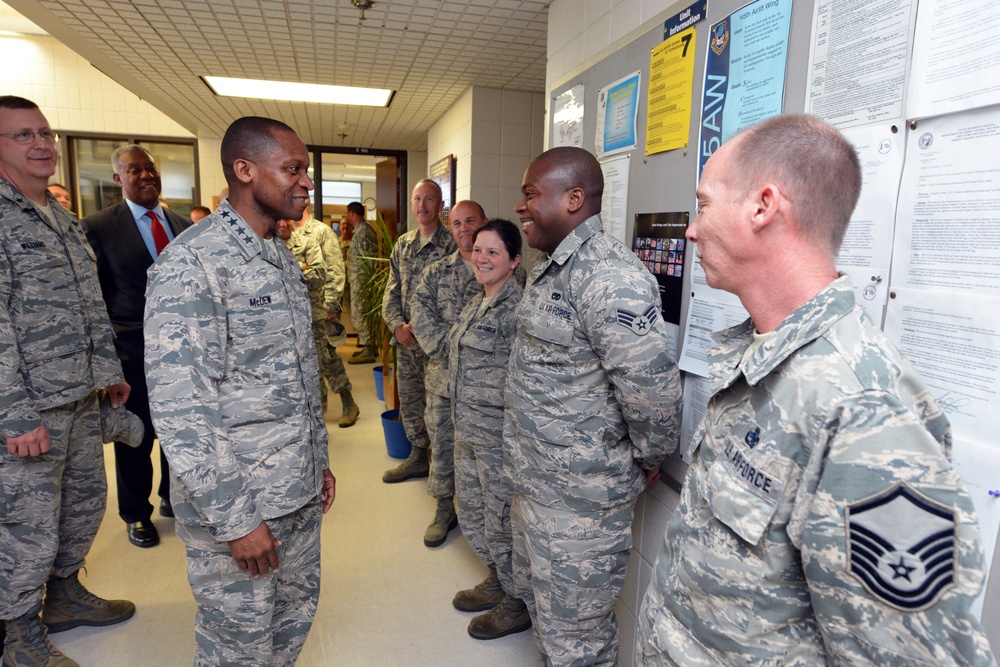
[83,144,192,548]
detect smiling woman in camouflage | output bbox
[447,219,531,642]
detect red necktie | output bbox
[147,211,169,256]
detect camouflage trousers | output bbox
[349,273,370,348]
[424,392,455,499]
[454,437,514,594]
[0,392,105,620]
[312,320,351,409]
[177,499,323,667]
[634,576,683,666]
[511,493,632,667]
[396,344,430,450]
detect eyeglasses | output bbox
[0,130,59,144]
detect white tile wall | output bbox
[0,33,216,200]
[0,34,194,139]
[427,85,543,222]
[197,137,226,208]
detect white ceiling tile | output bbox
[24,0,547,149]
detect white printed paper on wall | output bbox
[837,124,905,324]
[891,108,1000,294]
[908,0,1000,119]
[805,0,915,129]
[884,287,1000,442]
[599,153,630,244]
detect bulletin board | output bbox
[548,0,1000,644]
[548,0,814,502]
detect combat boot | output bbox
[339,391,360,428]
[3,603,78,667]
[453,566,504,612]
[347,346,376,364]
[468,593,532,640]
[42,571,135,633]
[382,447,429,483]
[423,496,458,547]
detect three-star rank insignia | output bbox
[616,304,657,336]
[846,483,956,611]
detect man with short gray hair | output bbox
[0,94,135,667]
[381,179,456,486]
[635,114,995,666]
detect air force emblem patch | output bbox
[616,304,657,336]
[846,483,956,611]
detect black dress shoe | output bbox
[159,498,174,518]
[127,520,160,548]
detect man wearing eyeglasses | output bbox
[0,96,136,666]
[83,145,192,549]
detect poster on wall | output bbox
[805,0,915,129]
[596,70,641,157]
[698,0,793,175]
[428,154,455,223]
[552,85,585,148]
[632,211,689,360]
[646,26,698,155]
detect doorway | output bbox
[307,146,405,343]
[308,146,405,235]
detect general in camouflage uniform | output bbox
[145,117,335,667]
[410,200,489,547]
[635,115,995,666]
[448,219,531,640]
[381,180,456,487]
[0,96,135,667]
[345,201,378,363]
[296,208,359,428]
[506,147,682,666]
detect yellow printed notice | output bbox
[646,27,697,155]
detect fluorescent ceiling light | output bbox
[203,76,393,107]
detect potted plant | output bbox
[355,212,410,458]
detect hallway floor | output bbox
[49,343,543,666]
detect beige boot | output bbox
[347,346,376,364]
[468,593,532,640]
[42,571,135,634]
[453,566,505,612]
[382,447,429,483]
[338,391,360,428]
[3,603,78,667]
[423,497,458,547]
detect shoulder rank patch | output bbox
[846,483,956,611]
[616,304,657,336]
